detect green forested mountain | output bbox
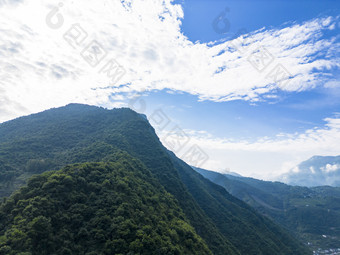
[0,157,211,255]
[194,167,340,252]
[0,104,311,254]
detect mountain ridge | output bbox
[0,104,311,254]
[194,166,340,252]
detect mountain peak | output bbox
[0,105,311,255]
[280,155,340,187]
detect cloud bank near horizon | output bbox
[156,116,340,179]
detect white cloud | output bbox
[2,0,340,181]
[156,117,340,180]
[321,163,340,173]
[324,80,340,89]
[0,0,339,122]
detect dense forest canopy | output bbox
[0,157,211,255]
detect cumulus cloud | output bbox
[0,0,339,122]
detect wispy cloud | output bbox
[0,0,339,122]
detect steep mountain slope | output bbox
[0,104,311,254]
[0,157,211,255]
[195,167,340,251]
[170,153,311,254]
[280,155,340,187]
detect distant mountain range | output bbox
[0,104,311,254]
[194,166,340,253]
[280,156,340,187]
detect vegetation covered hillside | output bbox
[0,104,238,254]
[0,104,311,254]
[0,156,211,255]
[195,167,340,251]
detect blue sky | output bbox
[126,0,340,178]
[179,0,340,43]
[131,88,340,139]
[149,0,340,138]
[1,0,340,180]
